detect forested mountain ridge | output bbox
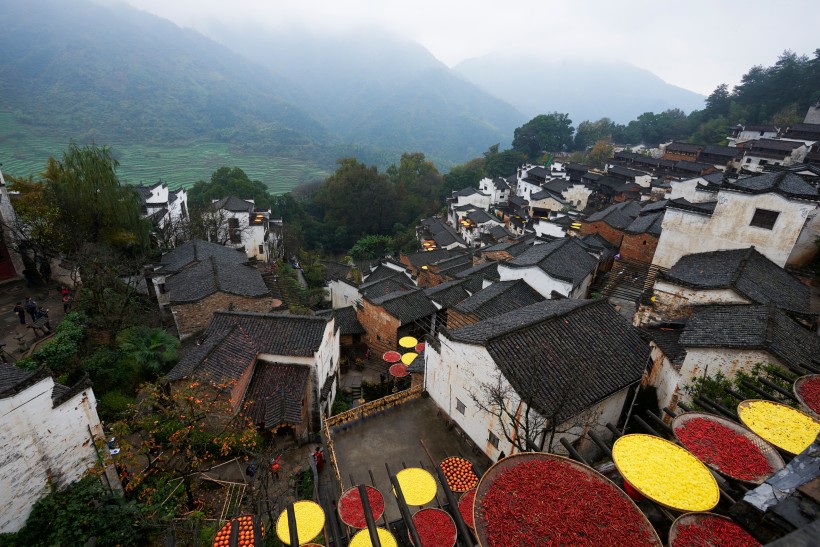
[0,0,331,155]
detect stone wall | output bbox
[357,301,400,356]
[580,220,626,248]
[171,293,277,340]
[620,232,659,263]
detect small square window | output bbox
[258,244,264,254]
[456,399,466,415]
[488,431,500,449]
[750,208,779,230]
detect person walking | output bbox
[13,302,26,325]
[24,297,38,323]
[62,294,73,313]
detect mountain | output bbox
[200,26,526,165]
[0,0,330,157]
[455,55,705,124]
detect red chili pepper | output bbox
[479,459,657,546]
[675,515,760,547]
[798,377,820,414]
[338,485,385,529]
[458,489,476,529]
[676,418,773,481]
[410,508,457,547]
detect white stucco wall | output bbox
[0,379,102,533]
[787,210,820,267]
[562,184,593,210]
[497,265,574,299]
[677,348,785,403]
[651,280,749,317]
[533,220,567,239]
[644,342,683,413]
[653,191,817,269]
[329,280,361,309]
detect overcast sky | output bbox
[123,0,818,96]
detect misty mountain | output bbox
[0,0,331,156]
[201,27,525,163]
[455,55,705,124]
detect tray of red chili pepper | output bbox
[669,512,761,547]
[794,374,820,418]
[672,411,784,484]
[458,489,476,530]
[338,485,385,529]
[408,507,457,547]
[473,452,662,547]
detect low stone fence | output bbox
[325,385,423,429]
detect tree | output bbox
[113,379,260,511]
[116,326,180,377]
[387,152,443,226]
[482,144,525,178]
[349,234,395,260]
[3,175,60,283]
[704,83,731,118]
[187,166,272,210]
[512,113,575,159]
[573,118,618,151]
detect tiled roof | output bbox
[0,363,38,397]
[467,209,500,224]
[640,326,687,364]
[527,166,550,179]
[609,165,651,178]
[700,145,743,159]
[167,312,329,382]
[245,363,310,429]
[453,187,485,197]
[363,264,408,284]
[667,198,717,215]
[724,170,819,200]
[492,177,509,190]
[369,288,437,324]
[424,279,472,308]
[584,201,642,229]
[666,142,704,154]
[454,280,545,320]
[625,210,665,236]
[679,304,820,370]
[448,299,590,345]
[505,238,599,286]
[360,276,414,299]
[456,300,650,422]
[508,195,528,208]
[488,224,512,239]
[317,306,365,335]
[674,161,713,173]
[321,261,352,282]
[662,248,810,314]
[580,233,617,252]
[530,189,566,203]
[456,261,501,282]
[212,195,255,212]
[167,257,268,303]
[747,139,805,152]
[403,249,463,270]
[160,239,248,272]
[566,163,590,172]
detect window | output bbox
[750,208,779,230]
[456,399,466,415]
[759,160,768,166]
[488,431,500,449]
[258,244,264,255]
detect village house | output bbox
[317,306,366,363]
[400,248,465,279]
[166,256,276,340]
[497,237,600,299]
[211,196,282,262]
[416,217,467,250]
[135,180,189,233]
[606,165,654,188]
[644,247,811,323]
[0,366,104,533]
[477,176,511,205]
[446,279,545,330]
[651,169,820,269]
[782,122,820,144]
[642,304,820,412]
[167,311,339,434]
[425,299,650,459]
[356,288,437,357]
[459,209,504,247]
[661,142,704,162]
[414,252,475,287]
[727,124,780,147]
[737,139,809,172]
[533,214,582,239]
[579,201,642,247]
[697,145,744,172]
[619,200,667,263]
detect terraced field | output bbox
[0,113,329,193]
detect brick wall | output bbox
[620,233,659,263]
[357,301,401,356]
[579,221,626,248]
[172,292,274,339]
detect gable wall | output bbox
[678,348,785,403]
[0,381,101,533]
[649,280,748,321]
[328,280,361,309]
[357,301,402,356]
[620,232,659,263]
[498,265,574,299]
[579,220,626,247]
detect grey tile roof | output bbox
[640,326,687,364]
[505,238,599,286]
[321,261,352,282]
[530,189,566,203]
[700,145,743,158]
[317,306,365,335]
[662,248,810,314]
[369,289,437,325]
[359,275,415,299]
[580,233,617,252]
[457,300,650,423]
[0,363,37,396]
[424,279,472,308]
[453,187,485,197]
[625,210,665,236]
[456,261,501,282]
[363,264,408,284]
[212,195,255,212]
[666,142,704,154]
[467,209,500,224]
[725,171,819,200]
[167,312,329,382]
[245,363,310,429]
[674,161,714,173]
[160,239,248,272]
[492,177,509,190]
[584,201,642,229]
[609,165,651,178]
[168,257,268,303]
[488,224,512,239]
[454,280,545,320]
[679,304,820,370]
[667,198,717,215]
[508,195,529,208]
[527,166,550,179]
[748,139,805,152]
[404,249,461,270]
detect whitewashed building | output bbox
[478,177,511,205]
[136,181,188,230]
[211,196,281,262]
[425,299,650,459]
[0,366,103,533]
[653,170,819,269]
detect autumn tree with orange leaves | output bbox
[112,378,260,511]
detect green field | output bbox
[0,112,329,193]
